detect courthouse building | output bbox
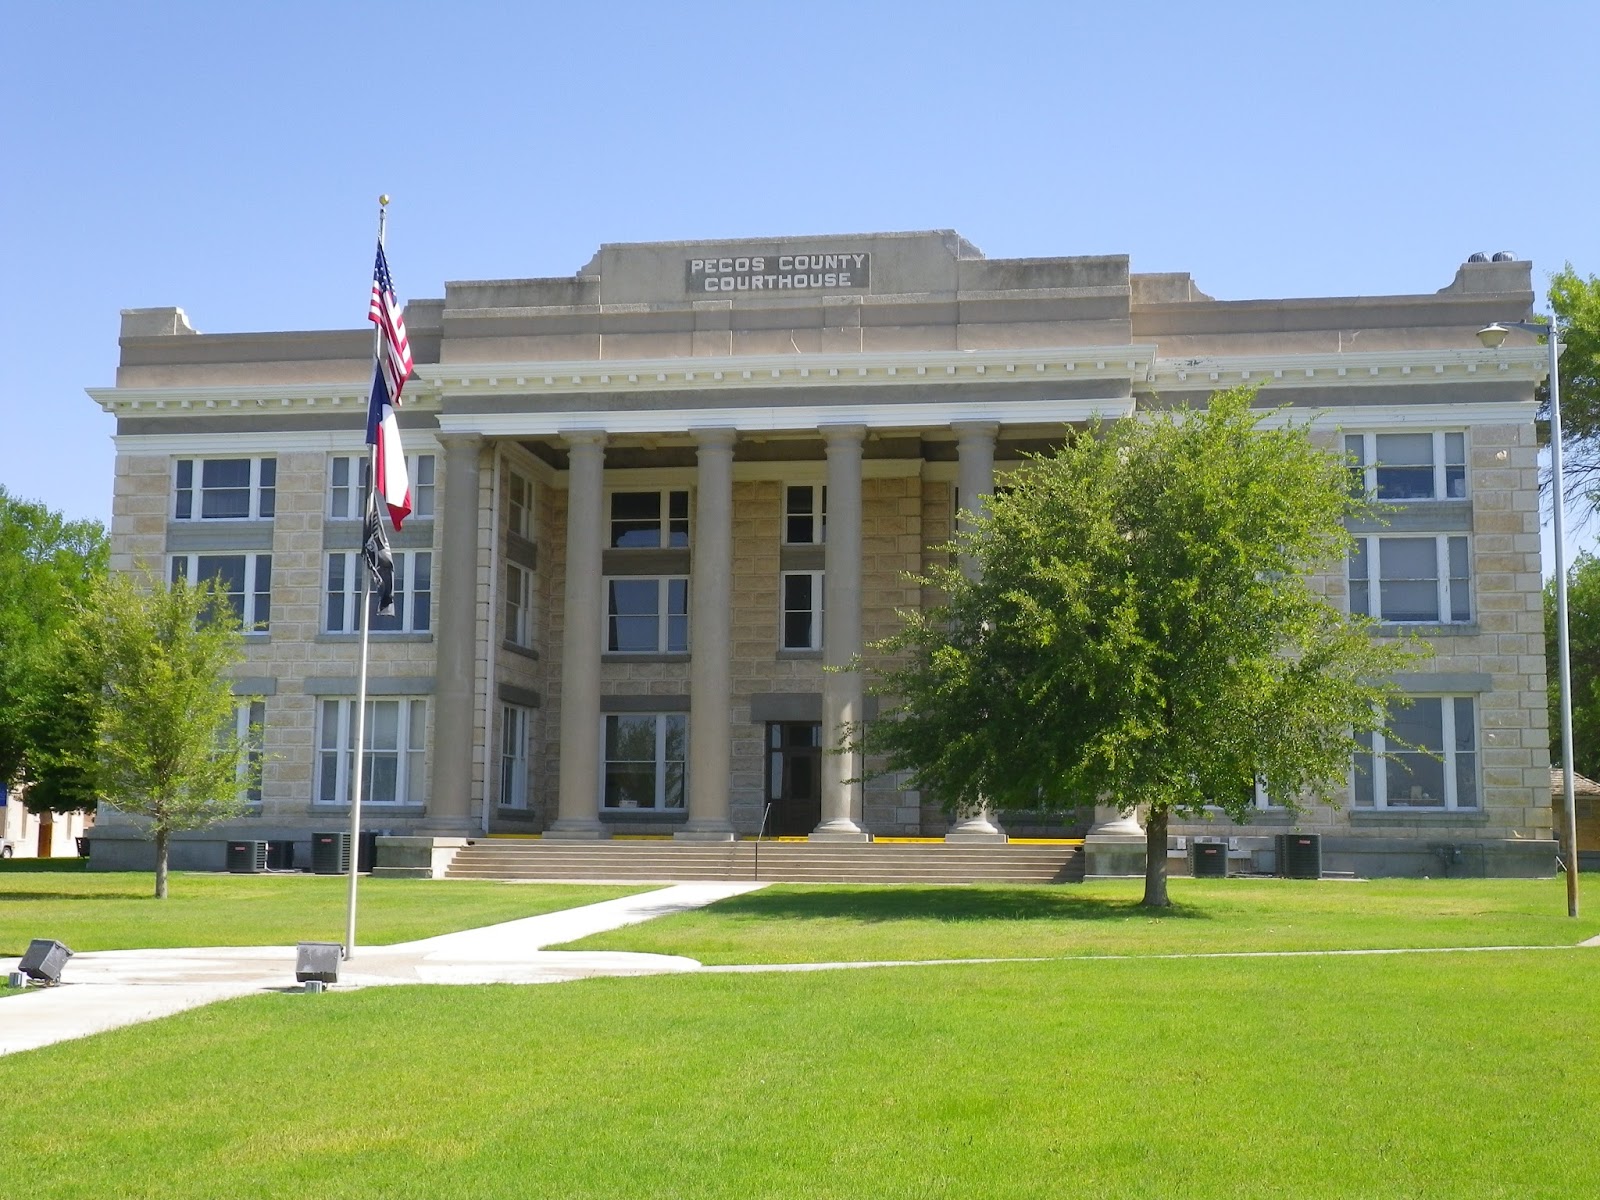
[88,230,1556,876]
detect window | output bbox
[1348,535,1470,623]
[317,698,427,806]
[326,551,432,633]
[781,570,824,650]
[610,489,689,548]
[505,561,533,648]
[170,554,272,632]
[500,704,532,808]
[606,577,688,653]
[328,454,436,520]
[233,700,266,806]
[175,458,276,520]
[603,713,686,810]
[507,472,532,539]
[784,484,827,544]
[1345,432,1467,501]
[1353,697,1478,809]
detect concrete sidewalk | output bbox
[0,882,763,1058]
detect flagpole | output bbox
[344,195,389,959]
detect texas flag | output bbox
[367,242,414,530]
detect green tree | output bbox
[73,572,258,898]
[0,486,108,804]
[1545,265,1600,505]
[1546,553,1600,781]
[858,386,1420,907]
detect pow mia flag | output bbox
[362,492,396,616]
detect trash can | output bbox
[1191,841,1229,878]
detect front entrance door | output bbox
[766,722,822,836]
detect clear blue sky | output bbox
[3,1,1597,545]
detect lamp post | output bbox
[1478,319,1578,916]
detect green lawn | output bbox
[1,949,1596,1197]
[562,877,1600,962]
[0,861,646,954]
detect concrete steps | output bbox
[445,840,1084,885]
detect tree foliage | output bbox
[858,386,1420,906]
[0,486,108,805]
[72,572,258,898]
[1546,552,1600,781]
[1545,265,1600,506]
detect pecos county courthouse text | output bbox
[686,252,871,293]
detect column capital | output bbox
[436,431,484,453]
[952,419,1001,442]
[820,423,868,448]
[561,428,608,449]
[691,426,738,451]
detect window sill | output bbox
[306,803,426,818]
[777,648,824,660]
[600,809,688,822]
[1348,808,1490,825]
[316,632,434,643]
[1365,622,1479,638]
[502,640,540,661]
[602,652,690,664]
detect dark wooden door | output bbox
[766,722,822,836]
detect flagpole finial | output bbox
[379,194,390,207]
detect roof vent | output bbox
[1491,251,1516,262]
[1467,252,1489,263]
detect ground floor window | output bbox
[1353,696,1478,809]
[603,713,686,810]
[317,698,427,806]
[233,700,265,805]
[500,704,532,808]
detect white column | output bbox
[427,432,483,835]
[679,428,736,841]
[811,424,871,842]
[548,430,609,839]
[946,420,1008,844]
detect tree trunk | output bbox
[1140,807,1169,908]
[154,828,169,900]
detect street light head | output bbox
[1477,323,1510,350]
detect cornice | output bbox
[1147,346,1548,391]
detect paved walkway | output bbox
[0,882,762,1058]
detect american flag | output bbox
[367,241,413,530]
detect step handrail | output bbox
[754,801,773,881]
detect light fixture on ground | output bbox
[1478,317,1578,917]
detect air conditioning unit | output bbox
[310,832,351,875]
[1191,841,1229,878]
[226,840,268,873]
[1275,833,1323,880]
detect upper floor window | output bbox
[329,454,436,521]
[781,570,824,650]
[606,577,688,653]
[326,550,432,633]
[175,458,275,520]
[170,553,272,632]
[784,485,827,544]
[1353,696,1478,810]
[1349,535,1470,624]
[610,490,689,548]
[505,561,533,648]
[507,472,532,540]
[1345,432,1466,501]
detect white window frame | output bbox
[316,697,427,807]
[169,553,272,633]
[500,704,532,809]
[507,471,533,540]
[328,453,437,520]
[601,713,687,811]
[608,488,690,549]
[1348,534,1471,624]
[234,700,266,806]
[1352,696,1479,810]
[505,561,533,648]
[1345,431,1468,502]
[325,550,433,633]
[780,569,825,650]
[174,457,277,521]
[783,483,827,545]
[604,576,689,653]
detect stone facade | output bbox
[86,231,1557,875]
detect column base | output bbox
[674,824,736,843]
[945,811,1009,844]
[543,819,612,841]
[416,816,479,838]
[1082,837,1147,879]
[809,819,873,843]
